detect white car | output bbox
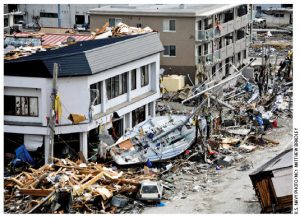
[137,180,163,202]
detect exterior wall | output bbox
[263,12,292,26]
[18,4,102,28]
[4,53,161,137]
[90,14,196,67]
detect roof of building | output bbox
[249,148,292,176]
[42,33,93,45]
[4,32,164,78]
[89,4,241,17]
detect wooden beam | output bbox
[19,188,54,197]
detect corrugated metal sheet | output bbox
[85,33,164,74]
[42,34,93,45]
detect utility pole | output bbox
[47,63,58,164]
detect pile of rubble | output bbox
[4,157,158,214]
[92,22,154,39]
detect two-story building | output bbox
[89,4,254,85]
[4,33,163,163]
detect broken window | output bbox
[163,45,176,57]
[132,105,146,127]
[131,69,137,90]
[141,65,149,87]
[90,82,101,105]
[163,19,176,32]
[4,95,38,116]
[75,15,85,25]
[108,18,122,27]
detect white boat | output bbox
[109,115,196,165]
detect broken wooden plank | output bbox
[19,188,54,197]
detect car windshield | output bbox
[141,185,158,193]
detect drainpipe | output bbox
[57,4,61,28]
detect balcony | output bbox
[235,17,242,30]
[220,22,228,36]
[220,47,226,60]
[240,37,246,50]
[235,39,241,53]
[227,20,234,33]
[197,28,214,41]
[213,49,221,62]
[241,14,249,27]
[226,43,234,58]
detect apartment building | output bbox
[89,4,254,84]
[4,33,163,162]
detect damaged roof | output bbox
[250,148,292,175]
[4,32,164,78]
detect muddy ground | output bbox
[143,115,293,214]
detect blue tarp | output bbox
[12,145,35,167]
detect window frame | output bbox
[163,45,176,57]
[163,19,176,32]
[141,65,149,87]
[131,69,137,90]
[109,18,122,27]
[4,95,39,117]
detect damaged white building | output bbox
[4,32,163,162]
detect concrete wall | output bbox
[19,4,102,28]
[90,14,196,67]
[263,13,291,26]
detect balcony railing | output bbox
[235,17,242,30]
[226,43,234,58]
[197,28,214,41]
[196,14,251,41]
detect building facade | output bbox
[89,4,254,84]
[4,33,163,162]
[16,4,106,28]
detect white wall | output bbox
[19,4,102,28]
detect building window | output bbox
[275,14,284,18]
[244,50,247,59]
[219,63,222,70]
[132,105,146,127]
[141,65,149,87]
[40,12,58,18]
[109,18,122,27]
[163,19,176,32]
[106,73,128,100]
[4,95,38,117]
[163,45,176,57]
[90,82,101,105]
[120,73,128,95]
[75,15,85,24]
[131,69,137,90]
[238,52,241,62]
[198,45,202,56]
[137,23,142,28]
[106,75,119,100]
[4,18,8,27]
